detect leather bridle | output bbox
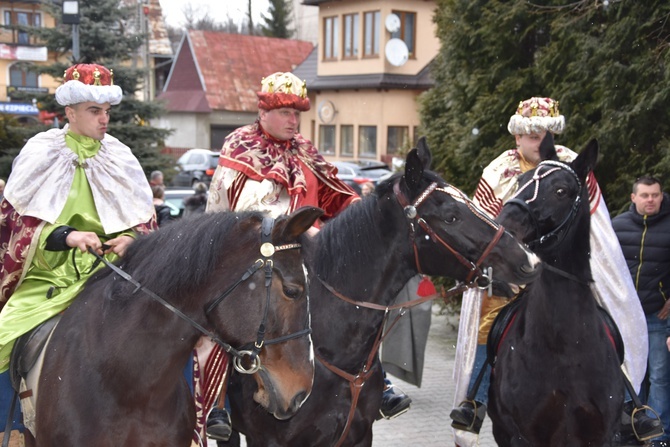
[89,217,309,375]
[316,179,508,447]
[505,160,582,250]
[393,181,505,287]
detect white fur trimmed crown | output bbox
[507,97,565,135]
[55,64,123,106]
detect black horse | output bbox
[224,138,541,446]
[488,136,624,446]
[33,208,322,447]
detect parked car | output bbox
[163,187,197,219]
[332,160,393,194]
[172,149,220,187]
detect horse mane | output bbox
[313,195,386,284]
[313,169,447,288]
[85,211,264,301]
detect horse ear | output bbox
[275,206,324,241]
[416,136,432,170]
[403,148,423,193]
[404,137,432,193]
[539,132,558,161]
[571,139,599,181]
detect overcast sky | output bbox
[159,0,271,28]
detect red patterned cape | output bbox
[219,121,358,218]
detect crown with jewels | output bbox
[507,97,565,135]
[257,72,310,112]
[55,63,123,106]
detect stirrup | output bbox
[450,399,486,434]
[631,405,664,442]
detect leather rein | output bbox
[317,180,506,447]
[89,216,308,375]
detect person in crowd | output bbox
[0,63,156,443]
[183,181,208,218]
[149,170,164,187]
[200,71,412,442]
[0,179,5,201]
[361,181,375,196]
[613,176,670,447]
[450,97,659,447]
[152,184,173,227]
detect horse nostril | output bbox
[290,390,309,412]
[520,264,534,274]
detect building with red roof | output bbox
[156,30,313,151]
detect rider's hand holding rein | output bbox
[65,230,106,255]
[103,234,134,257]
[65,231,133,257]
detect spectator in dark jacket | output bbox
[612,175,670,447]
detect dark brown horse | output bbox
[488,136,624,446]
[33,207,322,446]
[224,138,541,446]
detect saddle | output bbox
[486,295,624,366]
[9,315,61,393]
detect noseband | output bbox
[89,217,307,375]
[505,160,582,249]
[393,181,504,289]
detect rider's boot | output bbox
[207,407,232,442]
[450,400,487,434]
[620,400,664,442]
[377,380,412,420]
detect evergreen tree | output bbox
[0,115,27,179]
[420,0,670,214]
[260,0,294,39]
[17,0,174,178]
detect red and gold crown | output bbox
[55,63,123,106]
[257,72,310,112]
[507,97,565,135]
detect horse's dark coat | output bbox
[34,208,321,447]
[225,139,540,447]
[488,136,624,447]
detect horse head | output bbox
[207,206,323,419]
[382,137,540,289]
[498,134,599,268]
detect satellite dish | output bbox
[385,38,409,67]
[318,100,336,123]
[385,13,401,33]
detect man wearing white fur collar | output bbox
[0,63,155,441]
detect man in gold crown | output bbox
[200,71,359,442]
[201,72,412,443]
[449,97,661,446]
[0,63,156,442]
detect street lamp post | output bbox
[62,0,80,62]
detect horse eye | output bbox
[444,215,458,224]
[556,188,567,197]
[283,285,301,299]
